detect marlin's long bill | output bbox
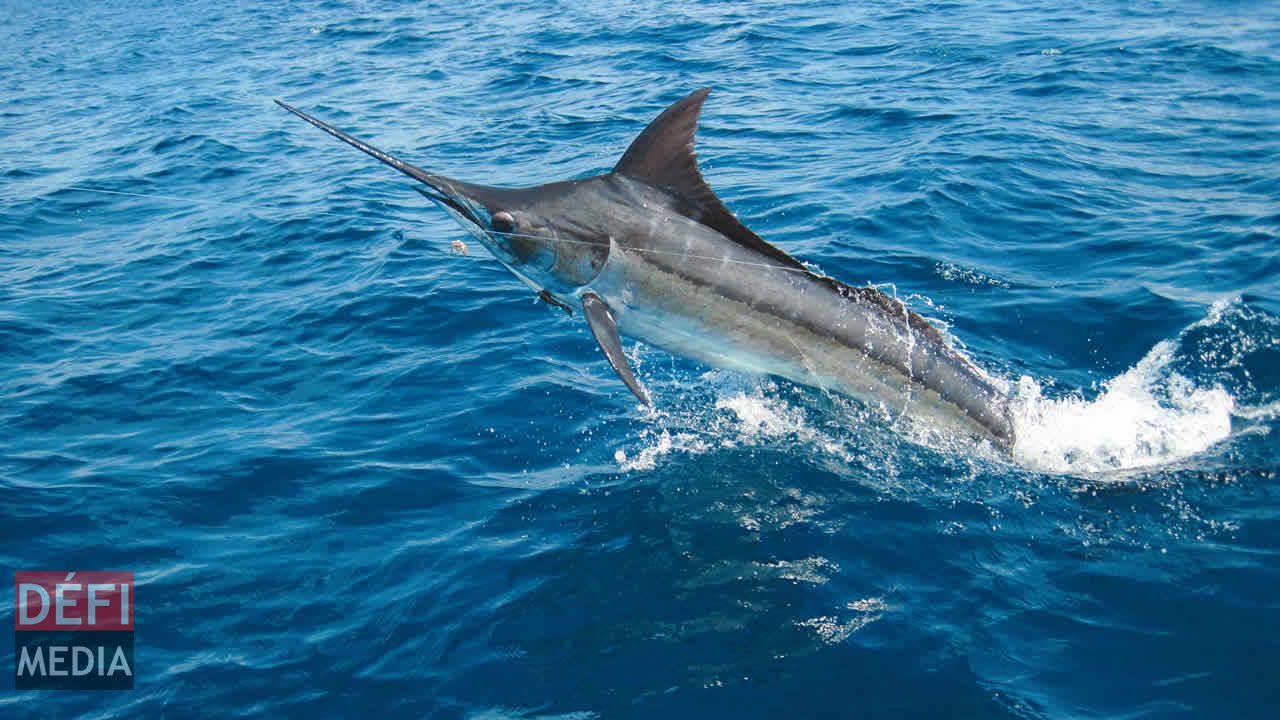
[273,100,497,225]
[276,90,1016,446]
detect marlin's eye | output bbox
[491,212,516,234]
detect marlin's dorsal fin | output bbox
[613,88,807,272]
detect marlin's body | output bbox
[277,89,1015,445]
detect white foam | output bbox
[616,385,853,472]
[716,392,854,460]
[614,429,708,472]
[1009,340,1234,474]
[714,392,805,439]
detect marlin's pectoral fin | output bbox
[581,293,650,406]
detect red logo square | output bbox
[14,571,134,631]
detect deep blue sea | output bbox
[4,0,1280,717]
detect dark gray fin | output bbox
[538,289,574,316]
[581,292,650,405]
[613,88,807,272]
[613,92,952,350]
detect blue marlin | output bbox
[276,89,1014,445]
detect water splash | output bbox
[1006,298,1279,474]
[1009,340,1234,474]
[614,428,709,472]
[615,383,854,472]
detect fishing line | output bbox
[12,181,481,260]
[18,182,838,276]
[494,228,826,275]
[56,185,380,221]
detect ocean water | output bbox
[3,0,1279,716]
